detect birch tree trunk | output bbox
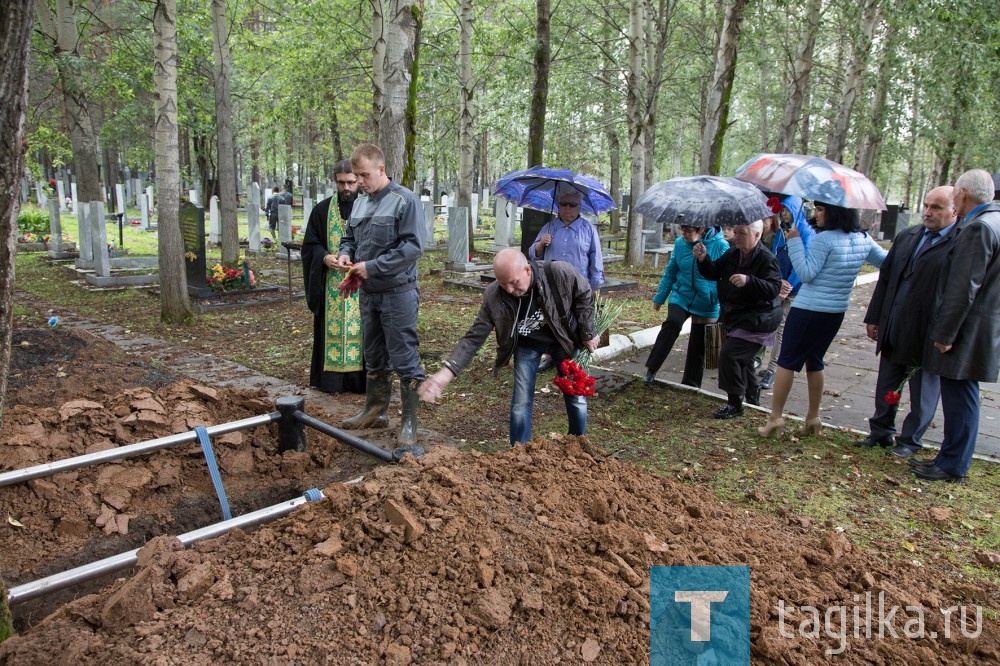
[641,0,677,189]
[34,0,102,202]
[371,0,386,141]
[457,0,475,249]
[378,0,418,180]
[625,0,645,266]
[154,0,192,323]
[527,0,550,166]
[211,0,239,265]
[775,0,821,153]
[699,0,749,175]
[401,2,421,189]
[854,21,895,176]
[0,0,34,428]
[825,0,879,163]
[601,23,621,233]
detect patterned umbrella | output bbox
[493,166,617,216]
[735,153,887,210]
[633,176,772,228]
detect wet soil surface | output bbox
[1,324,999,664]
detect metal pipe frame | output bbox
[0,411,281,488]
[7,491,322,605]
[292,410,396,462]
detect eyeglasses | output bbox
[336,180,357,186]
[558,202,580,208]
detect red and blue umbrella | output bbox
[735,153,887,210]
[493,167,616,216]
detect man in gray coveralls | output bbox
[330,143,426,446]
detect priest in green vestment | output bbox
[302,161,366,393]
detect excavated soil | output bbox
[2,326,999,664]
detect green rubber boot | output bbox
[341,372,391,430]
[397,378,421,446]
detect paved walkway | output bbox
[595,275,1000,464]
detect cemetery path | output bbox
[1,320,999,664]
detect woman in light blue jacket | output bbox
[759,202,887,437]
[644,225,729,387]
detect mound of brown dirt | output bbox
[2,438,997,665]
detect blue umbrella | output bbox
[493,167,617,216]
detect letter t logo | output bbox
[674,591,729,641]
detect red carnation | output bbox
[553,360,596,397]
[884,391,902,406]
[766,196,783,215]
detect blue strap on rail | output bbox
[194,425,232,521]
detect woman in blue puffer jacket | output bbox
[644,224,729,387]
[759,201,887,437]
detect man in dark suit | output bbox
[856,186,959,457]
[912,169,1000,483]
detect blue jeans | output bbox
[510,345,587,446]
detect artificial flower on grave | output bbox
[553,359,597,397]
[207,257,256,292]
[883,366,919,406]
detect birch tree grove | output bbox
[457,0,475,249]
[153,0,191,324]
[825,0,880,163]
[378,0,419,179]
[34,0,102,203]
[0,0,34,428]
[700,0,749,176]
[211,0,239,266]
[775,0,821,154]
[625,0,644,266]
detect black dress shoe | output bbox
[745,385,761,406]
[908,457,938,468]
[854,435,894,449]
[643,370,656,384]
[713,404,744,419]
[911,464,966,483]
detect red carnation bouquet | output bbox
[338,272,363,298]
[884,367,919,406]
[553,359,597,397]
[766,196,783,215]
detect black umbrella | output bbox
[634,176,773,227]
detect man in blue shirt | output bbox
[528,187,604,296]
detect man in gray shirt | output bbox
[331,143,426,446]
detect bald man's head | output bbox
[922,186,956,231]
[493,248,532,296]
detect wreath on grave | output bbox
[207,258,257,292]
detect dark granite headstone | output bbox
[181,202,212,297]
[519,208,549,257]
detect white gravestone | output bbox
[140,194,150,230]
[115,184,126,215]
[36,181,47,206]
[209,195,221,244]
[471,193,479,230]
[76,201,93,268]
[492,198,513,250]
[422,199,435,243]
[275,204,293,258]
[302,197,313,238]
[145,186,154,225]
[124,178,132,206]
[47,199,64,256]
[133,178,142,208]
[445,207,476,271]
[247,183,261,253]
[70,183,79,217]
[57,181,67,212]
[189,189,199,205]
[90,201,110,278]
